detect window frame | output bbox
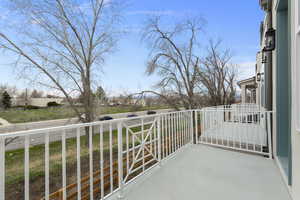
[296,0,300,131]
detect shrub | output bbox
[25,105,41,110]
[47,101,60,107]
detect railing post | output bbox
[190,111,194,144]
[267,112,273,159]
[117,122,124,199]
[158,115,162,166]
[0,136,5,200]
[195,111,198,144]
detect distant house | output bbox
[12,97,65,107]
[237,76,257,104]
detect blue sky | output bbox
[0,0,264,96]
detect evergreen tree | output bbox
[95,86,107,103]
[2,91,12,109]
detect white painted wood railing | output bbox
[0,110,193,200]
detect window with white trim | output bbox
[298,0,300,28]
[296,0,300,131]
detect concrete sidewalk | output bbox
[0,117,10,126]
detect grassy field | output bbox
[0,105,170,124]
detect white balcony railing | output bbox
[0,110,193,200]
[195,108,273,157]
[0,105,273,200]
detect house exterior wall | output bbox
[260,0,300,199]
[291,0,300,199]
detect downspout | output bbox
[265,0,273,111]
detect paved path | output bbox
[0,109,173,134]
[2,109,173,151]
[0,117,10,126]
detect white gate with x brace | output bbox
[121,117,160,183]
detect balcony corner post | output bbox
[157,114,162,167]
[190,110,194,145]
[117,121,124,199]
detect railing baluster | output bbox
[267,112,272,158]
[45,132,50,200]
[183,113,186,145]
[142,119,145,172]
[222,110,225,146]
[154,119,157,159]
[132,131,135,164]
[179,112,182,147]
[117,122,124,198]
[239,111,242,149]
[76,128,81,200]
[177,112,180,148]
[158,115,162,165]
[210,112,213,144]
[62,130,67,200]
[171,113,174,153]
[161,115,167,158]
[126,127,129,175]
[184,112,188,145]
[24,135,30,200]
[181,112,184,146]
[175,113,178,150]
[150,119,153,154]
[195,111,198,144]
[168,114,171,155]
[89,126,93,200]
[109,123,113,193]
[259,113,263,153]
[252,112,255,151]
[0,136,5,200]
[100,124,104,199]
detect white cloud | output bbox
[237,61,256,80]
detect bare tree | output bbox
[0,0,124,125]
[198,40,238,106]
[30,89,44,98]
[142,16,205,110]
[0,84,17,97]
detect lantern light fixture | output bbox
[261,50,267,64]
[263,28,276,52]
[256,73,264,82]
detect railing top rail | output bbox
[195,109,274,112]
[0,105,273,138]
[0,110,193,138]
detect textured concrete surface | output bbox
[115,145,291,200]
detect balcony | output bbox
[0,104,291,200]
[109,145,290,200]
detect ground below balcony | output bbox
[111,145,291,200]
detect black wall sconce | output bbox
[263,28,276,52]
[261,50,267,63]
[256,72,264,82]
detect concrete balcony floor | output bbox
[111,145,291,200]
